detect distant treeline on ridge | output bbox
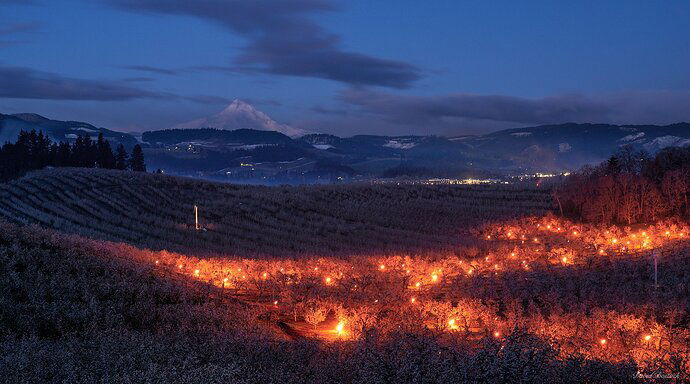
[0,129,146,182]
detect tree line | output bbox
[555,145,690,224]
[0,129,146,181]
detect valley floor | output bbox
[0,169,688,383]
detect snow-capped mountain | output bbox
[174,99,305,137]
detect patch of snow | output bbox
[65,134,78,139]
[231,144,277,150]
[384,140,416,149]
[75,127,97,133]
[313,144,333,150]
[643,135,690,152]
[619,132,645,142]
[448,136,473,141]
[511,132,532,137]
[558,143,572,153]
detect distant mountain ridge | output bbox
[0,113,138,148]
[4,106,690,177]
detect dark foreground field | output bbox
[0,169,687,383]
[0,223,642,383]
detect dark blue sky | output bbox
[2,0,690,136]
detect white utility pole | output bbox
[194,205,199,231]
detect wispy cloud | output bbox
[121,65,181,76]
[0,0,40,4]
[0,21,42,48]
[110,0,421,88]
[0,65,172,101]
[304,88,690,136]
[182,94,231,105]
[340,89,613,126]
[0,21,42,35]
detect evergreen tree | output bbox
[115,144,129,170]
[55,142,71,167]
[129,144,146,172]
[0,129,121,181]
[96,133,116,169]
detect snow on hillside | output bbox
[643,135,690,152]
[384,139,417,149]
[619,132,645,142]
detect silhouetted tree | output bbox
[129,144,146,172]
[0,130,124,181]
[115,144,129,170]
[96,133,116,169]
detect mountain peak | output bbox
[223,98,252,111]
[175,99,305,137]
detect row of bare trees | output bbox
[555,145,690,224]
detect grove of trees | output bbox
[1,221,676,382]
[0,129,146,182]
[0,168,553,257]
[0,167,688,381]
[555,145,690,224]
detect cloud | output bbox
[120,76,156,83]
[121,65,180,76]
[182,94,231,105]
[0,66,171,101]
[0,22,42,35]
[0,0,39,4]
[339,89,617,126]
[299,88,690,136]
[0,21,42,48]
[110,0,421,88]
[342,88,690,125]
[0,41,24,48]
